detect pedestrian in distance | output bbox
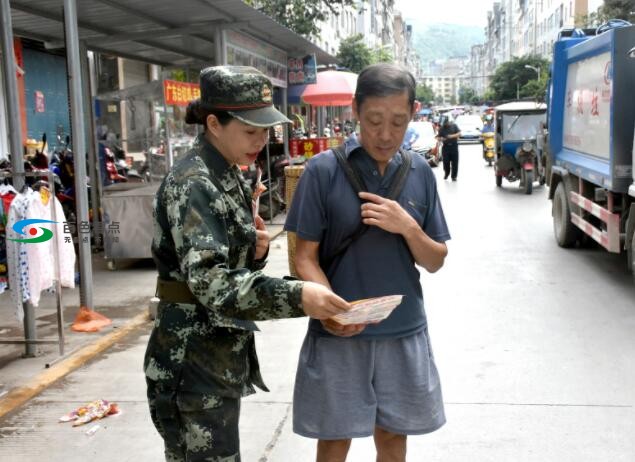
[285,63,451,462]
[437,117,461,181]
[144,65,351,462]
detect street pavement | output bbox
[0,143,634,461]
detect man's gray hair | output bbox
[354,63,416,109]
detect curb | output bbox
[0,311,150,420]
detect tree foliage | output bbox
[581,0,635,26]
[416,83,435,104]
[488,55,550,102]
[336,34,373,73]
[371,47,394,65]
[458,86,476,104]
[245,0,356,39]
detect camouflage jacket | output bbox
[144,134,304,398]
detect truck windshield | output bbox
[502,113,545,140]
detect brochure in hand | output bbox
[331,295,404,325]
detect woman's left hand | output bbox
[254,215,270,260]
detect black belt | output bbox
[156,279,198,304]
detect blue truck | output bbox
[545,23,635,279]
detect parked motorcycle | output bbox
[139,144,167,183]
[243,146,290,220]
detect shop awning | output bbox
[8,0,338,68]
[287,84,307,105]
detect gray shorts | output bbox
[293,328,446,440]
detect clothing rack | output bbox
[0,170,65,356]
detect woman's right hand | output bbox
[301,281,351,320]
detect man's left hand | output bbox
[254,215,270,260]
[359,192,416,235]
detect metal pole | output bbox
[265,142,273,225]
[281,86,290,162]
[80,41,102,248]
[87,50,105,224]
[163,98,174,170]
[214,28,226,65]
[0,0,24,188]
[1,0,37,356]
[64,0,93,309]
[317,107,324,139]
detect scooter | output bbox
[110,143,144,182]
[482,132,495,166]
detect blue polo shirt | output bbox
[284,134,451,338]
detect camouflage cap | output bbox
[199,66,291,127]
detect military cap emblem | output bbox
[261,85,272,103]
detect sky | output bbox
[395,0,496,27]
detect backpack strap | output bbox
[386,148,411,200]
[323,145,369,272]
[332,144,366,194]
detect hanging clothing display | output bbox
[0,185,17,294]
[6,188,75,321]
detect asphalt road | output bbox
[0,142,633,461]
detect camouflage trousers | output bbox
[147,379,241,461]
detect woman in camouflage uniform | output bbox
[144,66,350,462]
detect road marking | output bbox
[0,312,149,420]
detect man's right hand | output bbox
[301,281,351,319]
[320,318,367,337]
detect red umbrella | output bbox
[301,70,358,106]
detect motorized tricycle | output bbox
[494,102,547,194]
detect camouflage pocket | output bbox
[179,328,253,398]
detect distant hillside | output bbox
[410,22,484,65]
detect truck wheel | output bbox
[496,174,502,187]
[523,170,533,195]
[553,182,579,247]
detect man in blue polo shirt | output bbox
[285,63,451,462]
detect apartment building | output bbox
[422,75,458,104]
[512,0,588,57]
[313,1,421,78]
[468,0,598,96]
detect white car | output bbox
[454,114,484,142]
[402,121,441,166]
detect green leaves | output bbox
[416,84,435,104]
[488,55,549,101]
[246,0,356,39]
[336,34,373,73]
